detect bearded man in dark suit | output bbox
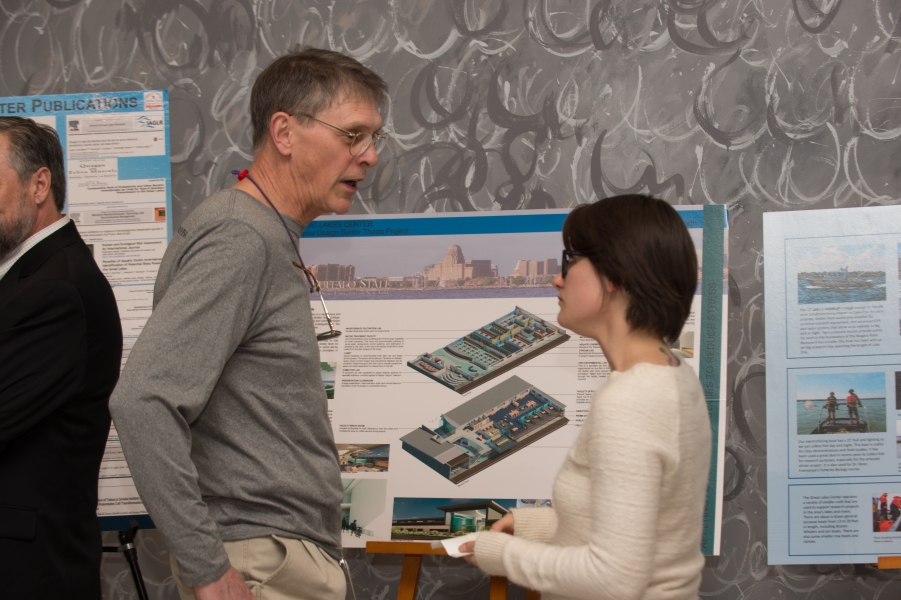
[0,117,122,599]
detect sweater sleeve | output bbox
[510,507,558,542]
[109,219,267,587]
[473,369,679,600]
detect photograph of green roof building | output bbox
[391,498,513,540]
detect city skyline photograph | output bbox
[300,231,563,279]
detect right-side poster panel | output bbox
[765,206,901,564]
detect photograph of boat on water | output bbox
[795,371,887,435]
[873,492,901,533]
[796,244,886,305]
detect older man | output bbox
[110,48,388,600]
[0,117,122,599]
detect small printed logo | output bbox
[68,120,80,132]
[144,91,163,110]
[136,115,164,129]
[154,207,166,221]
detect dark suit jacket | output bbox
[0,221,122,599]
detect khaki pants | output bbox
[170,535,346,600]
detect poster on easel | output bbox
[302,206,728,554]
[0,90,172,530]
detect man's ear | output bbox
[31,167,52,207]
[269,112,294,157]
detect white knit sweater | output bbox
[474,361,711,600]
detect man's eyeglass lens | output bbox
[293,263,342,340]
[350,132,387,157]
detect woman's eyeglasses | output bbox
[561,249,587,278]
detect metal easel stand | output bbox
[103,519,150,600]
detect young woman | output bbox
[460,195,712,600]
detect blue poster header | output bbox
[0,91,156,116]
[303,208,710,239]
[303,213,567,238]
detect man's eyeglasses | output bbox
[561,249,587,278]
[297,113,389,157]
[293,262,342,340]
[230,168,343,341]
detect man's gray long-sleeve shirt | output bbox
[110,189,343,586]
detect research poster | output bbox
[302,206,728,554]
[2,91,171,529]
[765,206,901,564]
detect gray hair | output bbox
[0,117,66,212]
[250,46,388,152]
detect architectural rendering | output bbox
[401,376,568,484]
[407,306,569,393]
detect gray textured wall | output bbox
[4,0,901,597]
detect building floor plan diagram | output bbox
[407,306,570,393]
[401,376,568,483]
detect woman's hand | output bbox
[458,541,478,566]
[491,513,515,534]
[459,513,515,566]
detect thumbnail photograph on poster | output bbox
[340,479,388,543]
[320,361,337,399]
[796,243,886,305]
[796,372,887,435]
[874,492,901,533]
[338,444,389,473]
[391,497,518,541]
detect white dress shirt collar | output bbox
[0,216,71,282]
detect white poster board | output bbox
[0,90,172,530]
[765,206,901,563]
[303,207,728,553]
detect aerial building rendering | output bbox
[407,306,570,393]
[401,376,568,484]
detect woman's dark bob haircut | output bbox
[563,194,698,343]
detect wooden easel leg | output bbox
[489,575,508,599]
[397,554,424,600]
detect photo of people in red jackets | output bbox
[873,493,901,533]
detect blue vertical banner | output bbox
[699,204,727,555]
